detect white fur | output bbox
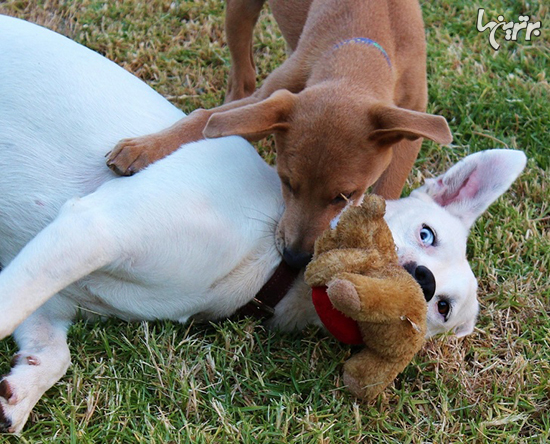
[386,149,526,337]
[0,16,526,432]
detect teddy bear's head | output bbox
[313,195,397,264]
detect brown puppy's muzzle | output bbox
[282,246,313,269]
[277,214,322,269]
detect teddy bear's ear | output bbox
[360,195,386,218]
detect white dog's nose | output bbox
[403,262,436,301]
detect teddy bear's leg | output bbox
[304,249,382,287]
[328,272,426,330]
[343,347,402,401]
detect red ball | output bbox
[311,286,363,345]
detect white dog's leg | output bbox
[0,197,121,339]
[0,304,73,433]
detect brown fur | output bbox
[304,195,427,400]
[106,0,452,261]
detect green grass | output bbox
[0,0,548,442]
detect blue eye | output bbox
[420,225,436,246]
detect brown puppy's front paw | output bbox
[224,86,246,104]
[225,70,256,103]
[106,136,161,176]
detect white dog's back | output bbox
[0,16,284,325]
[0,15,184,254]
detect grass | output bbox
[0,0,548,442]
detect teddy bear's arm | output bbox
[327,271,426,330]
[304,248,382,287]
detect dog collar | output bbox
[333,37,392,68]
[311,286,363,345]
[235,261,300,320]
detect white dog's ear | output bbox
[414,149,527,230]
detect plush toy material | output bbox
[304,195,427,400]
[311,286,363,345]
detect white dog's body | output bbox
[0,16,526,432]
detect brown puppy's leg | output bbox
[269,0,311,51]
[107,54,308,176]
[372,59,429,199]
[106,108,214,176]
[372,138,423,199]
[225,0,266,103]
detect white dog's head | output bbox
[385,149,527,338]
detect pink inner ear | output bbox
[437,174,480,207]
[434,162,485,207]
[454,174,482,202]
[423,150,526,228]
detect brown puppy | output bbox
[106,0,452,268]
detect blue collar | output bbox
[333,37,392,68]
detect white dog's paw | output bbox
[0,378,15,432]
[0,376,32,434]
[0,355,45,433]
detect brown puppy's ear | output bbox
[368,104,453,148]
[203,89,296,140]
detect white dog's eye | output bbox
[437,299,451,320]
[420,225,436,246]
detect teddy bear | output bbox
[304,195,427,401]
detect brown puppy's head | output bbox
[204,88,452,268]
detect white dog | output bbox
[0,16,526,432]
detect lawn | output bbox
[0,0,548,442]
